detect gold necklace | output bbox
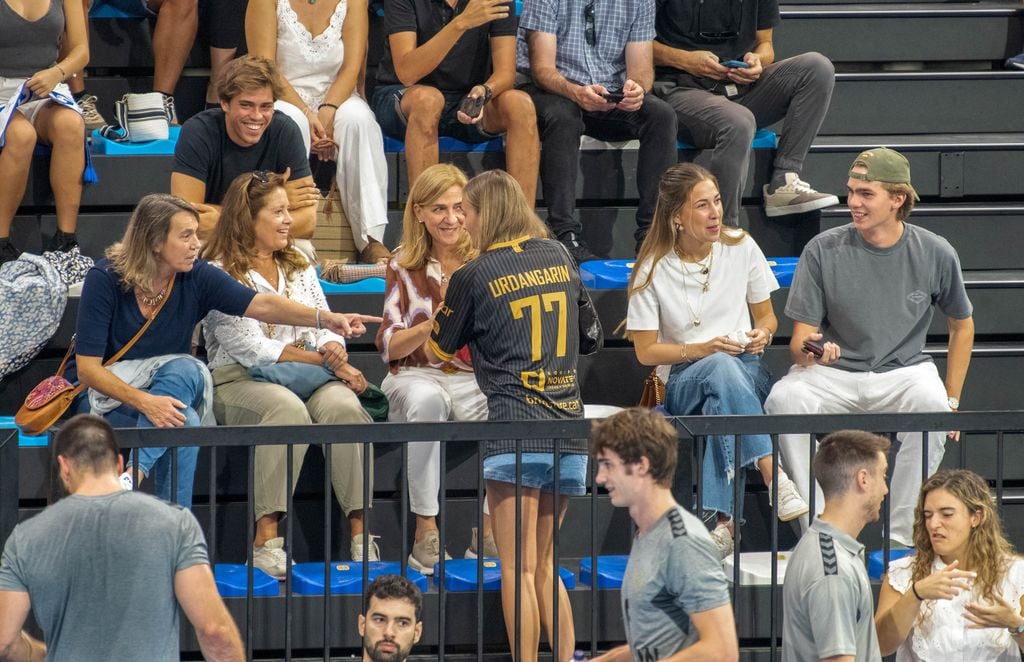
[137,279,170,307]
[674,243,715,327]
[245,268,298,344]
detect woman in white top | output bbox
[246,0,390,263]
[626,163,807,557]
[875,469,1024,661]
[201,171,378,577]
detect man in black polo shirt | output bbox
[372,0,540,205]
[171,55,320,242]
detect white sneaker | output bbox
[253,537,291,580]
[764,173,839,217]
[118,470,134,491]
[709,520,734,560]
[350,535,380,562]
[771,476,810,522]
[407,530,451,575]
[77,94,107,131]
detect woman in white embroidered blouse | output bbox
[875,469,1024,661]
[201,171,379,578]
[246,0,390,263]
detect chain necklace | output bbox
[245,268,297,343]
[136,279,170,308]
[674,243,715,327]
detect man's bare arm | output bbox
[175,565,245,662]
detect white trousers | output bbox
[381,367,489,516]
[276,96,388,250]
[764,361,950,545]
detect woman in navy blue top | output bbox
[74,192,378,508]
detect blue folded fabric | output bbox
[248,362,335,400]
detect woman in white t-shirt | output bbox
[875,469,1024,661]
[626,163,808,557]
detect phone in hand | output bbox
[720,59,750,69]
[601,90,625,103]
[458,94,486,119]
[802,339,825,358]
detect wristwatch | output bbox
[1009,618,1024,636]
[947,396,960,411]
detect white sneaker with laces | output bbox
[350,535,380,562]
[764,172,839,217]
[408,530,451,575]
[770,476,810,522]
[77,94,107,131]
[709,520,734,560]
[253,537,291,580]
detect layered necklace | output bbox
[136,279,170,308]
[674,243,715,328]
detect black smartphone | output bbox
[802,339,824,358]
[602,90,625,103]
[458,94,486,119]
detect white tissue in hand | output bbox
[727,330,750,347]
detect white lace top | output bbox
[887,554,1024,661]
[203,262,346,371]
[276,0,347,111]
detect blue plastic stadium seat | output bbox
[679,128,777,150]
[214,564,281,598]
[0,416,47,447]
[291,561,428,595]
[579,555,629,589]
[867,548,914,581]
[90,126,181,156]
[383,135,504,153]
[89,0,150,18]
[767,257,799,287]
[318,276,386,294]
[433,558,575,591]
[579,259,634,290]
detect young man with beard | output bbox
[590,408,738,661]
[782,429,891,662]
[358,575,424,662]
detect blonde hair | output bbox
[106,194,199,292]
[629,163,746,298]
[463,170,549,250]
[398,164,475,270]
[910,470,1015,626]
[200,171,308,282]
[882,181,917,221]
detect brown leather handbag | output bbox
[15,277,174,435]
[638,368,666,407]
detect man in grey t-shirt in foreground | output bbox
[0,414,243,662]
[765,147,975,546]
[783,429,890,661]
[590,408,738,661]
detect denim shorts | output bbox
[370,84,501,144]
[483,453,588,496]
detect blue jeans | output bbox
[665,352,772,519]
[83,357,204,508]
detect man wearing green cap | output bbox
[765,147,975,547]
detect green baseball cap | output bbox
[848,147,919,200]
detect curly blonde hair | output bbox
[910,469,1015,629]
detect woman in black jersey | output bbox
[428,170,601,662]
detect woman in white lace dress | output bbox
[875,469,1024,661]
[246,0,390,263]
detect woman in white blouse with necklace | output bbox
[246,0,390,263]
[875,469,1024,661]
[202,171,377,578]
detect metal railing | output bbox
[3,410,1024,660]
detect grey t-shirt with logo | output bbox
[785,223,972,373]
[620,505,732,661]
[0,490,208,662]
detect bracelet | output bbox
[315,308,322,331]
[55,63,67,81]
[911,581,924,601]
[318,103,339,111]
[765,328,774,344]
[679,343,689,363]
[481,83,494,103]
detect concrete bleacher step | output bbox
[820,72,1024,135]
[776,3,1024,63]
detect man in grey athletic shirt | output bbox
[783,429,890,662]
[0,415,243,662]
[765,147,975,546]
[590,408,738,661]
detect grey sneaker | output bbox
[764,173,839,217]
[769,475,810,522]
[709,520,734,560]
[253,537,291,580]
[350,534,380,562]
[77,94,107,131]
[464,527,498,559]
[407,530,451,576]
